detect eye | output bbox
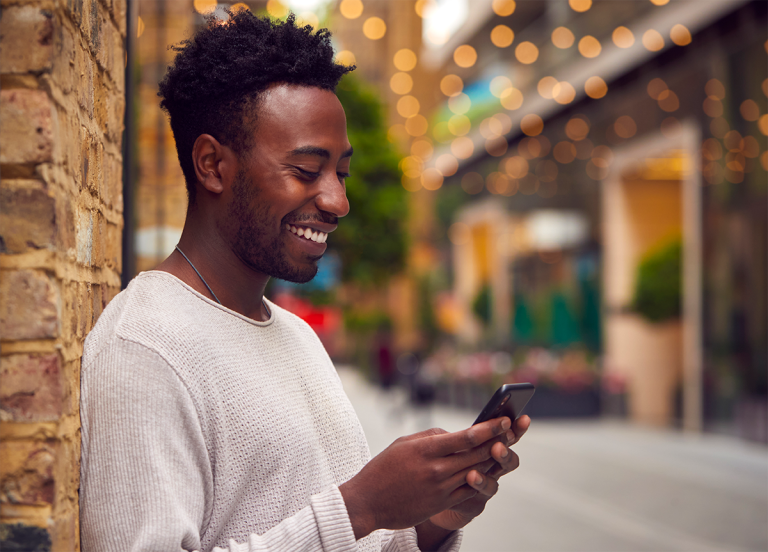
[337,171,350,183]
[295,167,321,180]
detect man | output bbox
[79,12,530,552]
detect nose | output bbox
[315,172,350,218]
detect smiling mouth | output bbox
[285,224,328,244]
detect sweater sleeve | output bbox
[79,338,358,552]
[379,528,462,552]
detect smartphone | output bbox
[472,383,535,426]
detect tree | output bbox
[332,74,408,287]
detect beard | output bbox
[221,169,320,284]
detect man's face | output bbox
[219,84,352,283]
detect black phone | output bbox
[472,383,535,426]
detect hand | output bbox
[428,415,531,531]
[339,417,512,539]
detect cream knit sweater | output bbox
[79,271,461,552]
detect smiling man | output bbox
[79,12,529,552]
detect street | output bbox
[337,367,768,552]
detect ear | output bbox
[191,134,235,195]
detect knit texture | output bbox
[79,271,461,552]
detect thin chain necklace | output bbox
[174,245,271,319]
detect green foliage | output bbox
[472,284,492,325]
[632,239,682,323]
[333,74,408,286]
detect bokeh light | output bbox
[486,137,508,157]
[566,117,590,141]
[448,93,472,115]
[433,121,452,143]
[521,114,544,136]
[500,87,523,110]
[336,50,356,67]
[515,41,539,64]
[405,114,428,136]
[569,0,592,13]
[440,74,464,97]
[553,82,576,104]
[296,12,319,30]
[491,25,515,48]
[435,153,459,176]
[400,156,423,178]
[670,24,692,46]
[710,117,729,138]
[490,76,513,98]
[578,36,602,58]
[585,76,608,99]
[448,114,471,136]
[642,29,665,52]
[657,90,679,112]
[363,17,386,40]
[411,138,434,161]
[421,168,444,191]
[340,0,364,19]
[647,78,667,100]
[503,156,529,178]
[575,138,594,159]
[461,172,485,194]
[266,0,288,18]
[454,45,478,68]
[762,78,768,97]
[451,137,475,159]
[614,115,637,138]
[705,79,726,99]
[414,0,435,18]
[394,49,418,72]
[650,0,670,5]
[538,76,558,99]
[740,100,760,121]
[554,141,577,163]
[397,95,420,118]
[612,26,635,48]
[230,3,250,14]
[492,0,516,17]
[552,27,575,49]
[703,96,723,118]
[758,114,768,136]
[390,72,413,95]
[194,0,217,14]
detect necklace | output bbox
[174,245,271,319]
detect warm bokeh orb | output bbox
[647,78,667,100]
[538,76,558,99]
[194,0,217,14]
[405,114,428,136]
[578,36,601,58]
[492,0,516,17]
[554,141,577,164]
[490,76,513,98]
[454,45,478,68]
[565,117,590,141]
[390,72,413,95]
[585,76,607,99]
[740,100,760,122]
[552,27,575,49]
[435,153,459,176]
[266,0,288,18]
[451,137,475,159]
[670,24,692,46]
[612,26,635,48]
[461,172,485,194]
[515,41,539,64]
[569,0,591,13]
[394,49,418,71]
[339,0,364,19]
[448,93,471,115]
[491,25,515,48]
[553,82,576,104]
[642,29,664,52]
[521,114,544,136]
[500,87,523,110]
[335,50,356,67]
[614,115,637,138]
[705,79,726,100]
[363,17,386,40]
[421,168,444,191]
[440,74,464,97]
[397,95,420,118]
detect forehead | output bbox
[252,84,350,152]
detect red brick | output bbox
[0,89,54,165]
[0,181,56,254]
[0,270,60,340]
[0,6,55,74]
[0,354,62,422]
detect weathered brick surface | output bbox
[0,89,54,164]
[0,0,125,547]
[0,180,56,253]
[0,270,60,340]
[1,354,63,422]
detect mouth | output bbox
[285,223,329,244]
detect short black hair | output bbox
[158,12,354,203]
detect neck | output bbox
[155,212,271,322]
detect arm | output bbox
[80,339,359,552]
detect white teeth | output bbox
[288,224,328,243]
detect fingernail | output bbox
[475,474,483,485]
[506,430,515,444]
[501,418,511,431]
[501,447,509,458]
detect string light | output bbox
[492,0,516,17]
[363,17,386,40]
[521,114,544,136]
[538,76,558,100]
[340,0,364,19]
[336,50,356,67]
[390,72,413,95]
[642,30,664,52]
[569,0,591,13]
[500,87,523,110]
[266,0,288,18]
[670,24,692,46]
[451,137,475,159]
[454,45,478,68]
[394,49,418,71]
[194,0,217,14]
[566,117,590,141]
[515,41,539,64]
[552,27,575,49]
[612,26,634,48]
[491,25,515,48]
[397,95,420,118]
[440,75,464,97]
[578,36,601,58]
[585,76,607,99]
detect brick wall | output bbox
[0,0,126,549]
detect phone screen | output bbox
[472,383,535,425]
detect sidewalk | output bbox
[336,366,768,552]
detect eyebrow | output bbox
[288,146,354,159]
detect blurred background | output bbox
[125,1,767,549]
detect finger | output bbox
[466,469,499,498]
[486,448,520,479]
[396,427,449,443]
[446,483,479,507]
[442,434,507,474]
[428,417,511,457]
[510,415,531,445]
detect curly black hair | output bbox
[158,11,355,203]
